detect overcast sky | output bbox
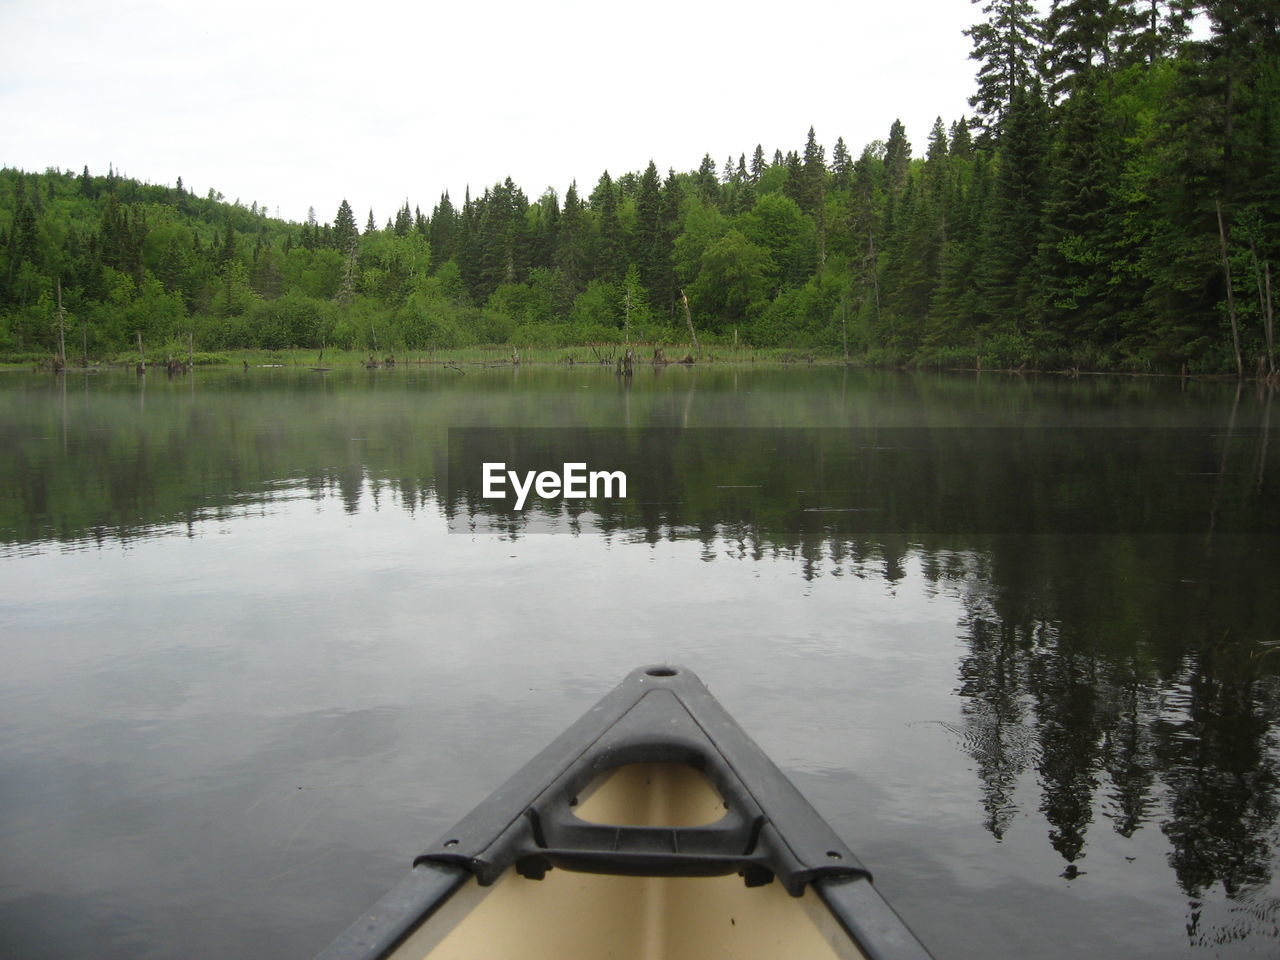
[2,0,978,225]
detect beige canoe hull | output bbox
[393,763,865,960]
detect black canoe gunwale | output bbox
[316,665,933,960]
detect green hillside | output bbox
[3,1,1277,374]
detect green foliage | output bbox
[2,15,1276,379]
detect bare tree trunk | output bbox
[623,286,632,345]
[868,232,881,321]
[339,236,358,305]
[55,278,66,368]
[680,290,700,356]
[815,195,827,275]
[1247,238,1275,375]
[1265,261,1275,377]
[1216,200,1244,380]
[841,297,850,362]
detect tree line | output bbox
[1,0,1276,374]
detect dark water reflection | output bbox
[0,366,1277,959]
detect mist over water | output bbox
[1,365,1277,959]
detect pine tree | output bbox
[430,192,456,268]
[736,154,757,212]
[634,161,663,296]
[884,121,913,194]
[800,126,827,213]
[1041,0,1132,99]
[590,171,623,283]
[965,0,1044,130]
[974,84,1051,338]
[831,137,852,189]
[1119,0,1193,66]
[783,151,804,206]
[219,221,238,267]
[302,207,318,250]
[474,178,530,297]
[333,200,358,252]
[695,154,720,206]
[529,190,559,271]
[949,119,975,160]
[394,202,412,236]
[556,181,589,293]
[655,169,683,319]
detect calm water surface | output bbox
[0,365,1277,959]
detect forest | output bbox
[1,0,1277,374]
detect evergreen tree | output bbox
[219,220,238,266]
[394,202,412,237]
[429,192,456,268]
[1120,0,1193,66]
[782,150,804,206]
[974,84,1051,339]
[556,181,589,293]
[800,126,827,213]
[1041,0,1132,98]
[590,171,623,283]
[333,200,358,252]
[695,154,720,205]
[965,0,1044,130]
[949,119,975,160]
[884,120,913,193]
[634,161,663,296]
[654,168,683,319]
[831,137,852,189]
[529,189,560,271]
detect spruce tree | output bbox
[655,169,683,319]
[965,0,1044,130]
[800,126,827,213]
[974,84,1051,338]
[634,161,663,296]
[430,193,456,269]
[556,182,589,293]
[831,137,852,189]
[1041,0,1132,99]
[695,154,720,206]
[333,200,358,252]
[591,171,623,283]
[884,121,913,194]
[394,202,412,236]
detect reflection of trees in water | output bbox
[956,611,1037,840]
[8,378,1280,946]
[1156,649,1280,898]
[944,533,1280,947]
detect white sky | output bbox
[1,0,978,225]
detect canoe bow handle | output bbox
[414,666,871,896]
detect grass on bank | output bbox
[1,341,849,371]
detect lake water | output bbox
[0,364,1277,959]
